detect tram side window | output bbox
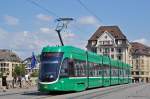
[111,66,114,77]
[103,65,110,77]
[98,64,103,76]
[80,61,86,76]
[119,67,123,77]
[111,66,119,77]
[116,67,119,76]
[89,62,101,77]
[60,58,69,77]
[89,62,94,77]
[119,68,121,76]
[123,68,126,77]
[127,69,130,76]
[68,59,86,77]
[74,60,86,77]
[94,63,101,77]
[68,59,75,77]
[127,69,129,77]
[123,69,125,77]
[125,69,128,77]
[111,66,116,77]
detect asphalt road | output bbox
[0,83,150,99]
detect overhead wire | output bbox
[26,0,88,40]
[77,0,104,24]
[26,0,59,18]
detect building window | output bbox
[116,40,118,44]
[117,55,122,60]
[104,48,110,53]
[105,36,107,39]
[136,60,138,64]
[118,40,122,45]
[104,54,109,57]
[118,48,122,53]
[111,55,114,59]
[141,72,144,75]
[141,60,144,64]
[111,48,114,52]
[99,48,102,52]
[99,41,103,45]
[136,72,139,75]
[136,65,139,69]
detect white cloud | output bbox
[63,32,76,38]
[0,28,10,48]
[0,27,85,59]
[133,38,150,46]
[23,31,29,37]
[78,16,100,27]
[36,13,52,21]
[40,27,55,33]
[0,28,7,39]
[9,29,61,58]
[4,15,19,26]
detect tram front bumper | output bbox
[38,82,61,92]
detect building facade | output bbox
[129,42,150,83]
[0,49,21,80]
[87,26,130,63]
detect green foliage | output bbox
[0,71,5,78]
[31,70,39,77]
[13,64,25,77]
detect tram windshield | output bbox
[39,52,63,82]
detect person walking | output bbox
[18,76,22,88]
[12,76,17,88]
[2,73,7,92]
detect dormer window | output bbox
[92,41,96,46]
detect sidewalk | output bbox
[0,86,37,96]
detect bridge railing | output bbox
[0,77,38,89]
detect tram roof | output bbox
[42,45,86,53]
[87,51,103,64]
[42,46,131,68]
[42,46,103,63]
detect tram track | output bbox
[67,83,147,99]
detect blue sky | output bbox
[0,0,150,59]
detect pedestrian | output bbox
[2,73,7,92]
[25,74,29,82]
[18,76,22,88]
[12,76,17,88]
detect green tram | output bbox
[38,46,131,92]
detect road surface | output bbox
[0,83,150,99]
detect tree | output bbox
[31,70,39,77]
[13,64,25,77]
[0,71,5,78]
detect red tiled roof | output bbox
[0,49,21,62]
[130,42,150,56]
[89,26,127,40]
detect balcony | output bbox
[98,41,114,46]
